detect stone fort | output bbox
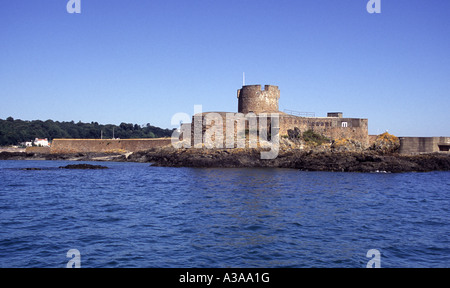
[178,84,369,148]
[47,84,370,154]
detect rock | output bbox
[59,164,108,170]
[287,127,301,140]
[331,138,363,152]
[0,152,34,160]
[370,132,400,154]
[132,147,450,173]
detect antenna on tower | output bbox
[243,72,245,86]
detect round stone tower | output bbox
[237,85,280,114]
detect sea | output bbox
[0,160,448,268]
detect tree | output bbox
[0,118,173,145]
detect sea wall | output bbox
[50,138,172,154]
[399,137,450,154]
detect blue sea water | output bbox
[0,160,448,268]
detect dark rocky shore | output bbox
[0,151,123,162]
[127,147,450,173]
[2,148,450,173]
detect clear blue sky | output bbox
[1,0,449,136]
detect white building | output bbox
[34,138,50,147]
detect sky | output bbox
[0,0,449,136]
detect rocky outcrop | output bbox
[59,164,108,169]
[369,132,400,154]
[331,138,364,152]
[0,152,124,161]
[126,147,450,173]
[0,152,36,160]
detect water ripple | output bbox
[0,162,449,267]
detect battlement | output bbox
[238,85,279,92]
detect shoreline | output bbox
[1,148,450,173]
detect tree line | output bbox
[0,117,174,146]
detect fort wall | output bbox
[279,115,369,147]
[235,84,369,147]
[50,138,172,154]
[399,137,450,154]
[178,112,369,148]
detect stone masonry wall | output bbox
[174,84,369,149]
[177,113,369,148]
[279,115,369,147]
[238,85,280,114]
[51,138,172,154]
[399,137,450,154]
